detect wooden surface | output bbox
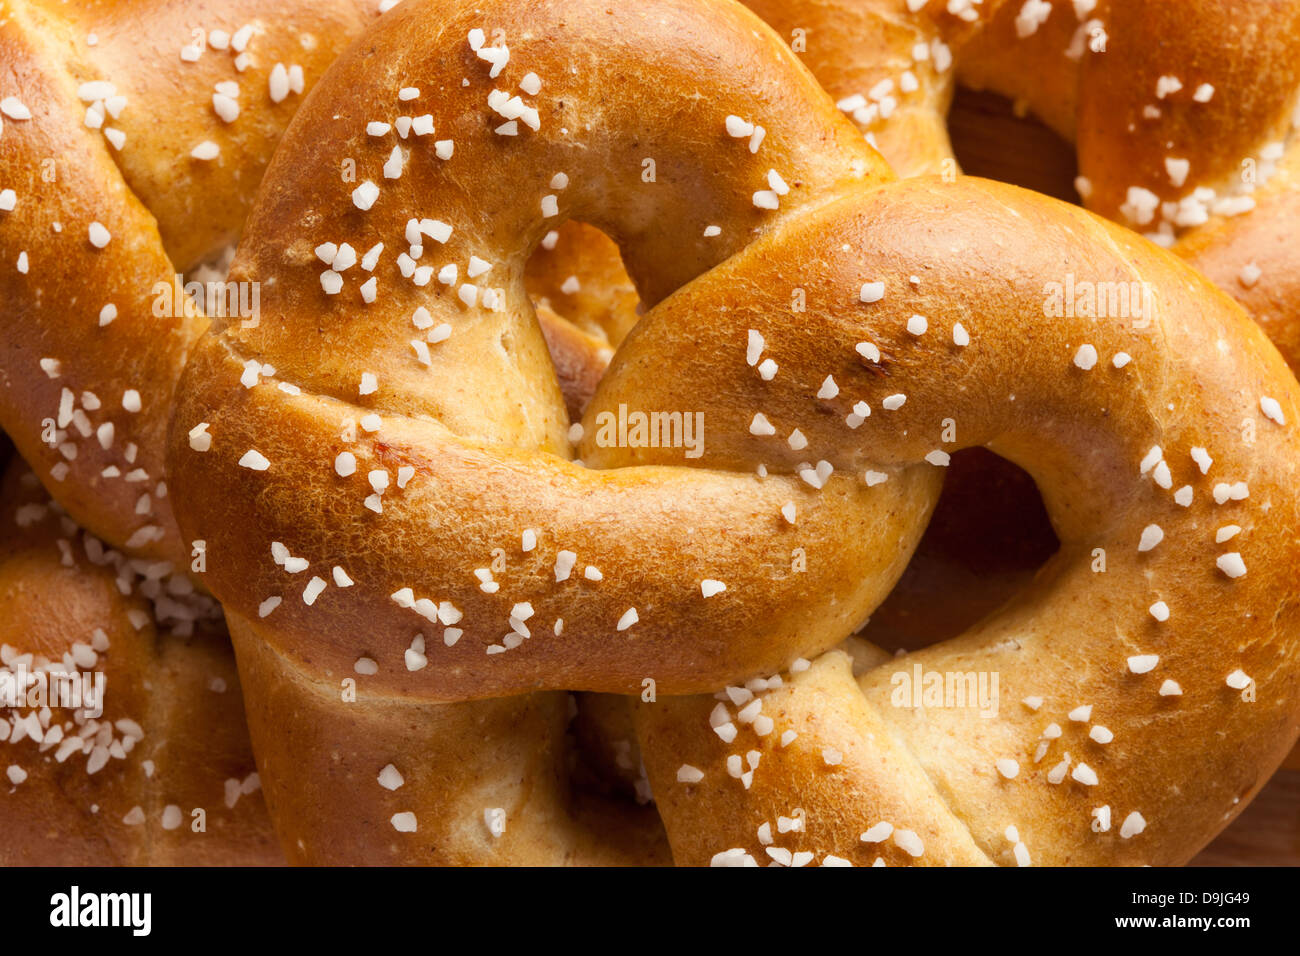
[947,90,1299,866]
[1194,770,1300,866]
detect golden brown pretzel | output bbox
[0,0,664,848]
[0,457,280,865]
[522,0,1300,666]
[0,0,379,566]
[167,0,905,864]
[164,0,1300,866]
[730,2,1300,781]
[738,0,1300,369]
[618,175,1300,866]
[526,1,1300,662]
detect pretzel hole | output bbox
[567,691,648,804]
[948,87,1080,206]
[524,222,642,422]
[860,448,1059,654]
[521,223,655,801]
[178,244,244,333]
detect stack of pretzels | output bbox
[3,0,1299,867]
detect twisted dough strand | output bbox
[166,0,1300,866]
[0,0,377,565]
[0,459,280,865]
[740,0,1300,368]
[613,176,1300,865]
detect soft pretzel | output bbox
[731,2,1300,776]
[0,0,673,569]
[165,0,903,864]
[737,0,1300,370]
[0,0,380,566]
[615,174,1300,866]
[523,0,1300,657]
[164,0,1300,866]
[0,456,280,865]
[528,0,1300,657]
[0,0,667,857]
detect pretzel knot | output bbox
[168,0,1300,866]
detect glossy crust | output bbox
[166,0,1300,866]
[625,177,1300,866]
[0,0,378,566]
[740,0,1300,369]
[168,0,917,864]
[0,461,280,865]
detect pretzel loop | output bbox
[170,0,932,703]
[608,178,1300,866]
